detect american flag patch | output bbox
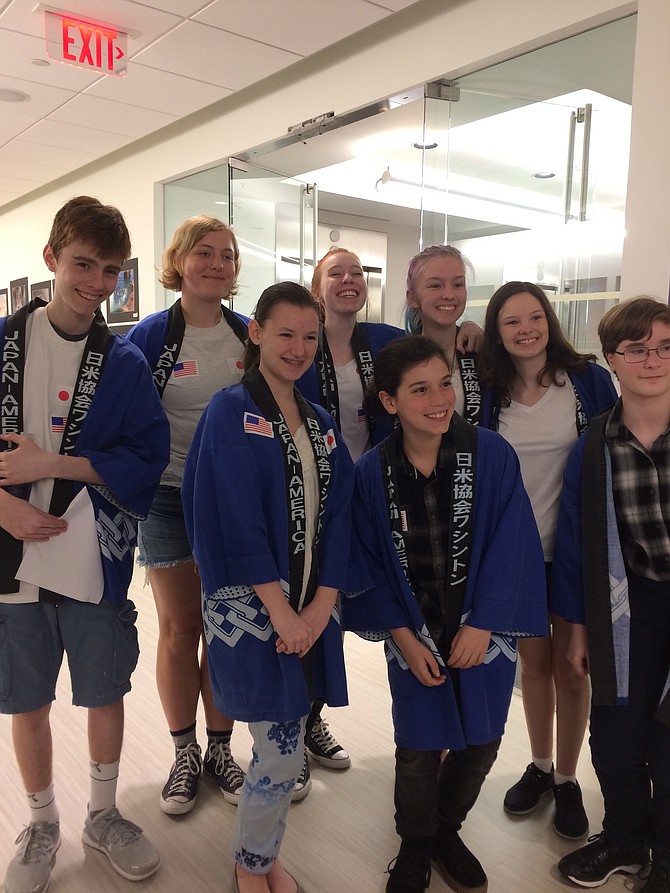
[174,360,197,377]
[51,416,66,433]
[243,412,274,438]
[357,406,366,423]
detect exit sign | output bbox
[44,9,128,77]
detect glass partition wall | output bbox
[163,15,635,348]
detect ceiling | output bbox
[0,0,420,210]
[172,15,636,241]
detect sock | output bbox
[170,722,197,751]
[26,784,59,825]
[89,760,119,815]
[531,756,553,774]
[554,771,577,786]
[206,728,232,746]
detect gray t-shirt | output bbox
[162,318,244,485]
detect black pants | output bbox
[394,738,501,842]
[589,575,670,868]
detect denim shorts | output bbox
[0,599,139,713]
[137,484,193,568]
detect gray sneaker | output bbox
[82,807,160,881]
[5,822,60,893]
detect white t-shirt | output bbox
[497,377,577,560]
[335,359,370,462]
[1,307,84,603]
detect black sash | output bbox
[0,299,112,594]
[315,322,376,439]
[455,351,483,427]
[151,299,247,397]
[242,366,333,612]
[381,416,478,662]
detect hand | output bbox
[566,623,590,676]
[391,628,445,687]
[272,603,315,657]
[0,434,52,486]
[456,321,483,353]
[447,625,491,668]
[0,491,67,541]
[299,590,335,643]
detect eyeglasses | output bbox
[613,343,670,364]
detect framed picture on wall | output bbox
[0,288,8,317]
[9,277,29,312]
[30,280,53,303]
[106,257,139,324]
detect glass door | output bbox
[228,158,317,317]
[425,66,630,354]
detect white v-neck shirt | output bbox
[497,378,577,559]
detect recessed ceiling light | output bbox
[413,141,438,150]
[533,171,555,179]
[30,58,50,67]
[0,89,29,102]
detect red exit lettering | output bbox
[62,19,120,71]
[44,10,128,77]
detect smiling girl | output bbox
[345,336,546,893]
[128,217,248,815]
[479,281,617,840]
[183,282,355,893]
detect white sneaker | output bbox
[82,807,159,880]
[5,822,60,893]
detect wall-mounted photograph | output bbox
[9,277,29,313]
[0,288,8,317]
[30,280,53,303]
[106,258,139,324]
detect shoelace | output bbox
[93,809,143,847]
[166,742,202,796]
[310,719,338,751]
[207,742,244,786]
[14,825,58,864]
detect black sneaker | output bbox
[432,828,487,893]
[503,762,554,814]
[640,864,670,893]
[386,842,431,893]
[203,739,246,805]
[553,780,589,839]
[557,832,650,887]
[305,715,351,769]
[160,741,202,814]
[290,751,311,802]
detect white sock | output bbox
[26,784,59,825]
[531,756,553,774]
[89,760,119,815]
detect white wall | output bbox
[0,0,641,319]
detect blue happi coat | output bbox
[0,312,169,605]
[344,420,547,750]
[182,379,355,723]
[296,321,404,446]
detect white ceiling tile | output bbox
[0,73,76,116]
[194,0,387,55]
[365,0,421,10]
[133,20,301,90]
[0,108,42,141]
[0,31,101,90]
[19,118,133,153]
[0,140,94,171]
[48,93,178,136]
[127,0,206,13]
[86,63,232,116]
